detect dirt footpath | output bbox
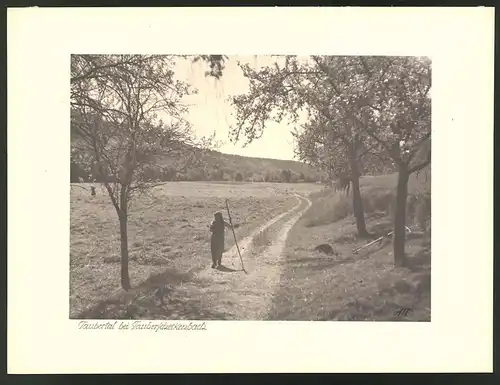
[187,194,312,320]
[77,193,312,320]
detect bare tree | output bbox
[230,55,430,265]
[70,54,218,290]
[71,54,227,86]
[292,109,386,237]
[230,56,385,237]
[359,57,431,265]
[297,56,431,265]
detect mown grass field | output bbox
[268,170,431,321]
[70,181,322,318]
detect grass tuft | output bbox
[267,170,431,322]
[70,182,323,318]
[303,171,431,230]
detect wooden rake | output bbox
[225,199,248,274]
[352,226,413,254]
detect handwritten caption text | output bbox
[78,320,207,332]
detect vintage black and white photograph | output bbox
[70,54,432,321]
[9,5,494,374]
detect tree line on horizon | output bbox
[70,141,325,184]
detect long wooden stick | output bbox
[353,233,391,254]
[352,226,413,254]
[70,184,89,191]
[225,199,247,274]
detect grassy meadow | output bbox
[70,181,322,318]
[268,169,431,321]
[70,169,431,321]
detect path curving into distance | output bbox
[192,193,312,320]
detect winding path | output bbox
[191,194,312,319]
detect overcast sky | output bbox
[171,55,300,161]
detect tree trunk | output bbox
[393,165,410,266]
[101,179,131,291]
[119,211,131,290]
[349,150,369,238]
[119,183,131,291]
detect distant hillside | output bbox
[169,149,325,183]
[70,139,325,183]
[144,147,325,183]
[70,108,324,183]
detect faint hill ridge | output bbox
[155,145,324,183]
[71,130,325,183]
[70,109,324,183]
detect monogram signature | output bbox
[394,307,413,317]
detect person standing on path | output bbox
[209,211,232,269]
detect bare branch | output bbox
[408,150,431,175]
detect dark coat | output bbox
[210,218,231,258]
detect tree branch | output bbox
[408,150,431,175]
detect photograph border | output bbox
[7,6,494,374]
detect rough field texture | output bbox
[70,173,431,321]
[70,182,321,318]
[268,172,431,321]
